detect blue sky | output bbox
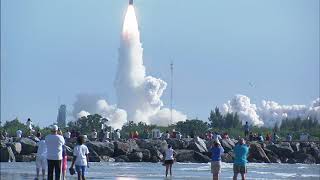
[1,0,319,127]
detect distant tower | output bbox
[57,104,67,128]
[170,61,174,125]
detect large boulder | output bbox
[290,142,300,152]
[140,149,151,161]
[15,153,36,162]
[19,138,37,155]
[166,139,188,149]
[86,148,101,162]
[9,142,22,155]
[264,148,281,163]
[187,137,208,153]
[249,143,270,163]
[149,147,163,162]
[175,150,210,163]
[128,151,143,162]
[136,139,168,154]
[220,139,235,153]
[86,141,114,157]
[221,151,234,163]
[293,151,316,164]
[115,155,129,162]
[114,141,130,156]
[266,142,294,159]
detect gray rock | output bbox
[249,143,270,163]
[293,151,316,164]
[114,141,130,156]
[19,138,37,155]
[187,137,208,153]
[266,143,294,158]
[175,149,210,163]
[166,139,188,149]
[128,151,143,162]
[86,141,114,157]
[115,155,129,162]
[220,139,235,153]
[221,151,234,163]
[16,154,36,162]
[290,142,300,152]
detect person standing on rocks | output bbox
[164,144,176,178]
[233,138,249,180]
[243,122,250,138]
[35,132,47,180]
[70,135,90,180]
[211,140,224,180]
[45,125,65,180]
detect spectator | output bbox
[98,130,105,142]
[64,130,71,140]
[286,133,292,142]
[35,132,47,180]
[249,132,254,141]
[211,140,224,180]
[165,131,170,139]
[233,138,249,180]
[265,133,271,142]
[16,129,22,139]
[213,132,222,143]
[70,135,90,180]
[272,132,279,143]
[58,129,67,180]
[258,133,264,142]
[243,122,249,137]
[164,144,176,178]
[45,125,65,180]
[105,130,110,141]
[26,118,34,135]
[177,132,182,140]
[91,129,97,141]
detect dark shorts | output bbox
[164,160,174,165]
[233,164,247,174]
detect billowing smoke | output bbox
[72,5,186,129]
[222,94,320,127]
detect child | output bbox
[58,129,68,180]
[35,132,47,180]
[70,135,90,180]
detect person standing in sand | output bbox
[45,125,65,180]
[164,144,176,178]
[233,138,249,180]
[35,132,47,180]
[211,140,224,180]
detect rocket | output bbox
[129,0,133,5]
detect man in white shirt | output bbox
[45,125,65,180]
[35,132,47,180]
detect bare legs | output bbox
[165,164,173,177]
[233,173,246,180]
[213,173,219,180]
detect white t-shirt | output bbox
[36,140,47,158]
[105,131,110,139]
[26,121,32,130]
[45,134,65,160]
[16,130,22,138]
[165,148,174,160]
[73,144,90,166]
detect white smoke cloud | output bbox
[72,5,186,129]
[222,95,320,127]
[222,95,264,126]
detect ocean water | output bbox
[0,162,319,180]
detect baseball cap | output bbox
[51,125,59,131]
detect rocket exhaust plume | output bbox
[74,3,187,129]
[114,4,186,125]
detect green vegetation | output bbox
[1,109,319,140]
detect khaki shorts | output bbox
[233,164,247,174]
[36,156,47,169]
[211,161,221,174]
